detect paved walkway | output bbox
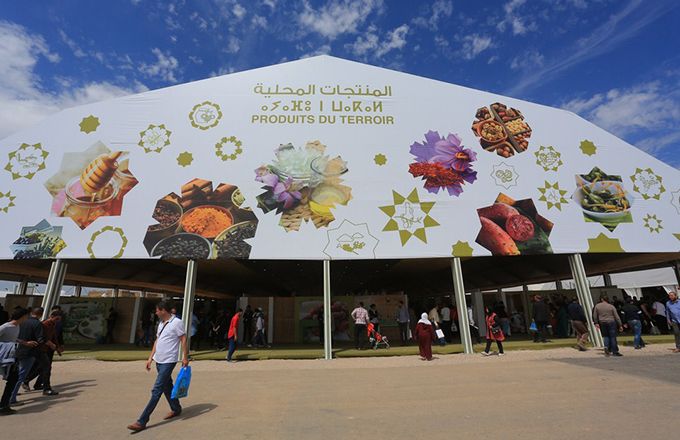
[3,344,679,439]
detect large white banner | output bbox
[0,56,678,260]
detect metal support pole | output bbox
[672,261,680,286]
[450,258,473,354]
[521,285,531,332]
[42,260,67,320]
[181,260,198,352]
[568,254,603,348]
[602,273,612,287]
[323,260,333,360]
[74,285,82,297]
[18,279,28,296]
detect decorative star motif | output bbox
[534,145,563,172]
[587,233,625,253]
[671,189,680,215]
[138,124,172,153]
[379,188,439,246]
[79,115,100,134]
[87,226,128,258]
[451,241,474,257]
[374,153,387,166]
[491,162,519,189]
[4,143,49,180]
[189,101,222,130]
[538,181,569,210]
[0,191,16,213]
[579,140,597,156]
[323,220,379,259]
[215,136,244,161]
[642,214,663,233]
[177,151,193,167]
[630,167,665,200]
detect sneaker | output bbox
[43,390,59,396]
[9,401,23,407]
[604,347,610,355]
[612,352,623,357]
[634,346,642,350]
[127,422,146,432]
[481,352,491,356]
[498,353,505,356]
[0,407,17,415]
[21,383,30,392]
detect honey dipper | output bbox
[80,151,123,195]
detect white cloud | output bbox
[262,0,277,9]
[0,21,145,139]
[298,0,384,40]
[300,44,332,58]
[510,49,544,70]
[225,36,241,54]
[138,48,180,83]
[497,0,536,36]
[232,3,246,20]
[506,0,674,96]
[58,29,86,58]
[564,82,680,136]
[346,24,409,59]
[252,15,268,28]
[412,0,453,30]
[461,34,492,60]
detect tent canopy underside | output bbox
[1,252,677,298]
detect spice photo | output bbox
[471,102,532,157]
[143,178,258,259]
[10,219,67,259]
[255,141,352,232]
[573,167,633,232]
[45,141,138,229]
[475,194,553,256]
[408,131,477,196]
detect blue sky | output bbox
[1,0,679,167]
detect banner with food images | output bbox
[0,56,678,260]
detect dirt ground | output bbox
[3,344,679,439]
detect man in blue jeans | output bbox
[593,295,623,357]
[621,298,644,349]
[10,307,45,405]
[128,300,189,432]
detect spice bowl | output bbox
[179,205,233,239]
[151,233,212,259]
[213,221,257,259]
[476,119,507,143]
[144,199,183,252]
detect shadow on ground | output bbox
[550,352,680,386]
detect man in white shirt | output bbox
[128,300,189,432]
[652,299,669,333]
[440,303,452,343]
[350,302,369,350]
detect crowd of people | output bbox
[0,305,65,415]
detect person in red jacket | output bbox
[414,313,436,361]
[482,307,505,356]
[226,309,242,362]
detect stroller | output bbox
[367,323,390,349]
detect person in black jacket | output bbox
[532,295,550,343]
[567,298,589,351]
[621,298,645,349]
[9,307,45,406]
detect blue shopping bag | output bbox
[171,366,192,399]
[529,320,537,332]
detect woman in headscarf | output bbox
[414,313,436,360]
[482,307,505,356]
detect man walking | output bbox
[23,311,62,395]
[621,298,645,349]
[0,307,31,414]
[666,290,680,353]
[9,307,44,406]
[593,295,623,357]
[351,302,369,350]
[567,298,589,351]
[226,308,242,362]
[532,295,549,343]
[242,305,254,346]
[127,300,189,432]
[395,301,410,345]
[440,302,452,343]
